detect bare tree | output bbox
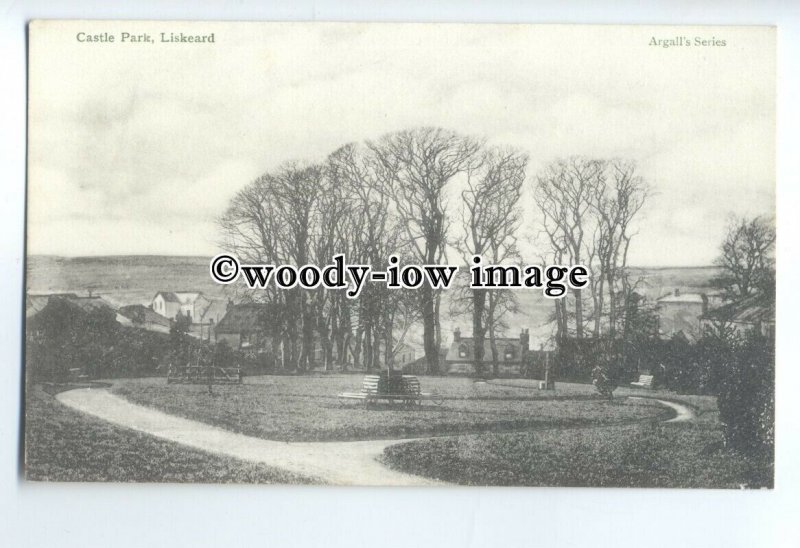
[533,157,649,341]
[454,147,527,377]
[534,157,603,338]
[328,143,421,373]
[713,215,776,298]
[591,159,649,336]
[219,161,326,372]
[369,127,483,374]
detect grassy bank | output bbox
[382,396,773,488]
[110,376,667,442]
[24,385,320,484]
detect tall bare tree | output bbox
[534,157,603,338]
[591,159,649,336]
[329,143,421,372]
[455,147,527,377]
[369,127,482,374]
[219,161,326,372]
[713,215,776,298]
[533,157,649,340]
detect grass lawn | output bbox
[24,384,320,484]
[382,395,773,488]
[110,375,667,442]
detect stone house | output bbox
[655,289,709,341]
[151,291,227,327]
[443,327,530,376]
[214,303,275,350]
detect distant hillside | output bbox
[26,255,229,308]
[26,255,720,348]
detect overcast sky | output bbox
[27,22,775,266]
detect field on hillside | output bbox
[26,255,719,349]
[26,255,227,307]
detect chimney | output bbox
[227,298,235,311]
[453,327,461,342]
[674,288,680,296]
[519,328,530,352]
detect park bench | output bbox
[630,374,655,389]
[338,374,444,408]
[167,364,243,384]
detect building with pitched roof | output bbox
[214,303,276,350]
[118,304,173,334]
[701,293,775,338]
[443,327,530,376]
[151,291,203,321]
[655,289,709,340]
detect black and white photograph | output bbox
[23,20,776,489]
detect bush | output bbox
[26,299,199,381]
[714,332,774,454]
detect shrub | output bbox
[26,299,199,381]
[713,332,774,455]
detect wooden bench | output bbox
[630,374,655,389]
[338,375,443,407]
[167,364,243,384]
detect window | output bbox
[458,343,468,358]
[504,345,516,360]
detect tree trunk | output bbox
[353,326,363,369]
[606,270,617,337]
[489,327,499,377]
[422,284,439,374]
[434,293,442,356]
[385,315,394,373]
[472,288,487,378]
[363,325,373,372]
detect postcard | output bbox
[25,20,775,487]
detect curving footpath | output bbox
[629,396,696,423]
[57,387,440,486]
[56,386,695,486]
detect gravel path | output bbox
[56,387,441,486]
[56,385,695,485]
[629,396,696,423]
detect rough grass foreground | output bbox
[382,395,774,489]
[111,376,667,442]
[25,385,319,484]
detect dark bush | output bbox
[26,299,199,381]
[713,332,774,455]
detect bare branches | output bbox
[454,146,527,377]
[713,215,776,298]
[532,157,649,339]
[367,127,483,373]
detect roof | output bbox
[27,295,117,328]
[702,293,775,325]
[198,299,228,323]
[118,304,172,327]
[26,293,82,318]
[154,291,202,304]
[657,292,707,304]
[64,296,117,313]
[215,304,274,333]
[445,336,526,364]
[28,294,115,314]
[406,349,448,370]
[26,295,52,318]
